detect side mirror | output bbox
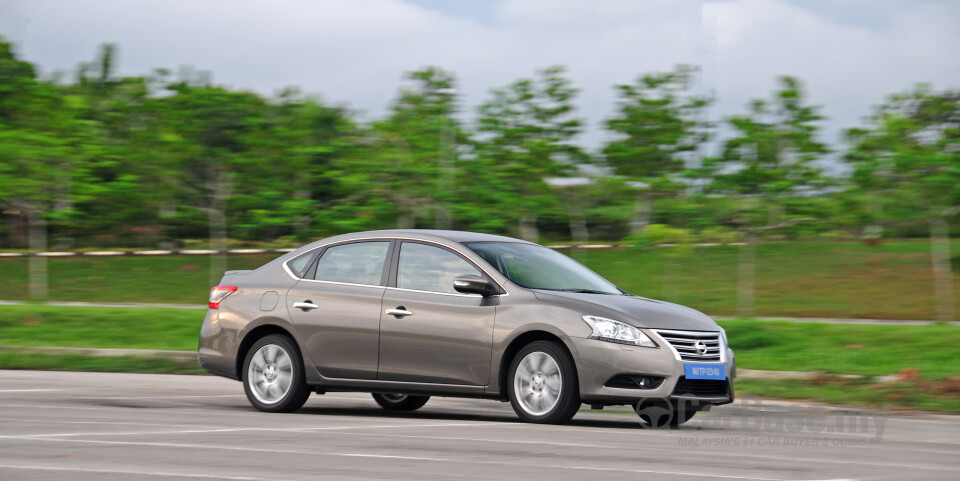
[453,274,497,297]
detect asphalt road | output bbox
[0,371,957,480]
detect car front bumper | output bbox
[570,336,735,406]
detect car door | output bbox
[377,241,498,386]
[286,240,392,380]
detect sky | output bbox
[1,0,958,153]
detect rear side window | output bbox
[397,242,481,294]
[314,242,390,286]
[287,251,317,278]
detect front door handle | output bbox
[385,307,413,318]
[293,300,319,311]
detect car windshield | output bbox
[464,242,622,295]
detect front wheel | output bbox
[371,393,430,411]
[507,340,580,424]
[242,334,310,413]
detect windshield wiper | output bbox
[557,288,617,295]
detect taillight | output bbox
[209,286,238,309]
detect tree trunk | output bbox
[930,217,955,322]
[519,215,539,242]
[27,210,48,300]
[737,232,756,317]
[569,213,589,245]
[397,201,415,229]
[208,172,229,288]
[209,206,227,288]
[397,212,414,229]
[631,190,652,234]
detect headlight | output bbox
[581,315,657,348]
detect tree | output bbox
[232,88,355,241]
[846,86,960,322]
[148,79,267,284]
[349,67,460,229]
[0,40,95,298]
[707,76,828,316]
[474,66,584,241]
[603,65,711,234]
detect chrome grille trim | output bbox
[652,329,724,363]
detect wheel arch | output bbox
[235,324,301,380]
[496,329,578,401]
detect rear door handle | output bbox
[385,307,413,318]
[293,301,319,311]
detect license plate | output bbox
[684,363,726,380]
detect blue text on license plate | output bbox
[684,363,726,380]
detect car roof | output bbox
[336,229,532,244]
[369,229,532,244]
[286,230,535,259]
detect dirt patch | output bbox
[932,377,960,396]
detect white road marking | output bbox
[0,464,278,480]
[0,438,789,481]
[71,394,244,400]
[0,389,61,393]
[328,431,954,472]
[0,418,222,430]
[0,403,212,415]
[0,421,502,439]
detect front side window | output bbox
[465,242,621,294]
[397,242,481,294]
[314,241,390,286]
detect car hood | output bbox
[532,290,719,331]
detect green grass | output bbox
[0,254,276,305]
[0,305,202,350]
[734,378,960,413]
[1,304,958,411]
[2,305,956,379]
[0,351,204,374]
[719,318,960,378]
[574,240,960,321]
[3,240,956,320]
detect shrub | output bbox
[698,226,741,244]
[626,224,694,246]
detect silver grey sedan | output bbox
[198,230,735,425]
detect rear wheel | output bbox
[242,334,310,413]
[507,340,580,424]
[371,393,430,411]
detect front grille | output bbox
[672,377,729,397]
[654,329,723,361]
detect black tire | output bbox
[242,334,310,413]
[371,393,430,411]
[671,408,697,427]
[507,340,580,424]
[635,399,697,428]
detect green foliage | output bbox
[603,65,710,185]
[845,85,960,223]
[0,37,956,253]
[473,66,584,239]
[628,224,693,246]
[699,226,741,244]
